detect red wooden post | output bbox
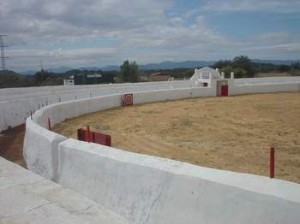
[48,118,51,130]
[87,125,90,142]
[77,128,83,141]
[270,147,275,178]
[105,135,111,146]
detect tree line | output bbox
[1,56,299,88]
[212,55,300,78]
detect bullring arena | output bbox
[1,68,300,223]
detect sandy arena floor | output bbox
[53,93,300,183]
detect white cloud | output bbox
[1,0,228,71]
[0,0,299,71]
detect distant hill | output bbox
[101,65,120,71]
[252,59,297,65]
[19,59,299,74]
[91,59,299,71]
[20,66,73,75]
[101,60,215,71]
[20,70,36,76]
[140,60,215,70]
[49,66,73,73]
[0,70,28,88]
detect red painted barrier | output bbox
[270,147,275,178]
[77,127,111,146]
[93,132,111,146]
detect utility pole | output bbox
[0,35,8,70]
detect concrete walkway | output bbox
[0,157,129,224]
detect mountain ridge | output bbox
[19,59,299,75]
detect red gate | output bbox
[221,85,228,96]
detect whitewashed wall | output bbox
[23,83,300,224]
[57,139,300,224]
[2,77,300,132]
[24,87,213,182]
[0,80,193,131]
[232,76,300,86]
[230,83,300,95]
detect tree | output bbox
[119,60,139,82]
[220,65,234,78]
[278,65,290,72]
[220,65,246,78]
[34,69,49,85]
[213,60,232,69]
[233,55,255,77]
[233,67,247,78]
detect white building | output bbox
[190,67,222,87]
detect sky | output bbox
[0,0,300,72]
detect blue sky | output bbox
[0,0,299,71]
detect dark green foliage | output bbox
[213,55,255,78]
[212,60,232,70]
[213,56,254,78]
[214,56,300,78]
[119,60,139,82]
[0,70,33,88]
[233,56,255,77]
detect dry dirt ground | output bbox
[43,93,300,183]
[0,124,26,167]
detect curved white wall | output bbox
[229,77,300,95]
[0,80,194,131]
[22,80,300,224]
[1,77,300,131]
[57,139,300,224]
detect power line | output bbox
[0,35,8,70]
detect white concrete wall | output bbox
[229,82,300,96]
[23,119,67,181]
[23,87,214,183]
[22,81,300,224]
[0,80,193,132]
[2,77,300,132]
[57,139,300,224]
[233,76,300,86]
[133,87,215,105]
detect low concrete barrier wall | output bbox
[23,82,300,224]
[0,80,193,132]
[57,139,300,224]
[32,95,122,129]
[233,77,300,86]
[24,87,214,182]
[2,77,300,132]
[229,82,300,96]
[23,119,67,180]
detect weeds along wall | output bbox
[23,84,300,224]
